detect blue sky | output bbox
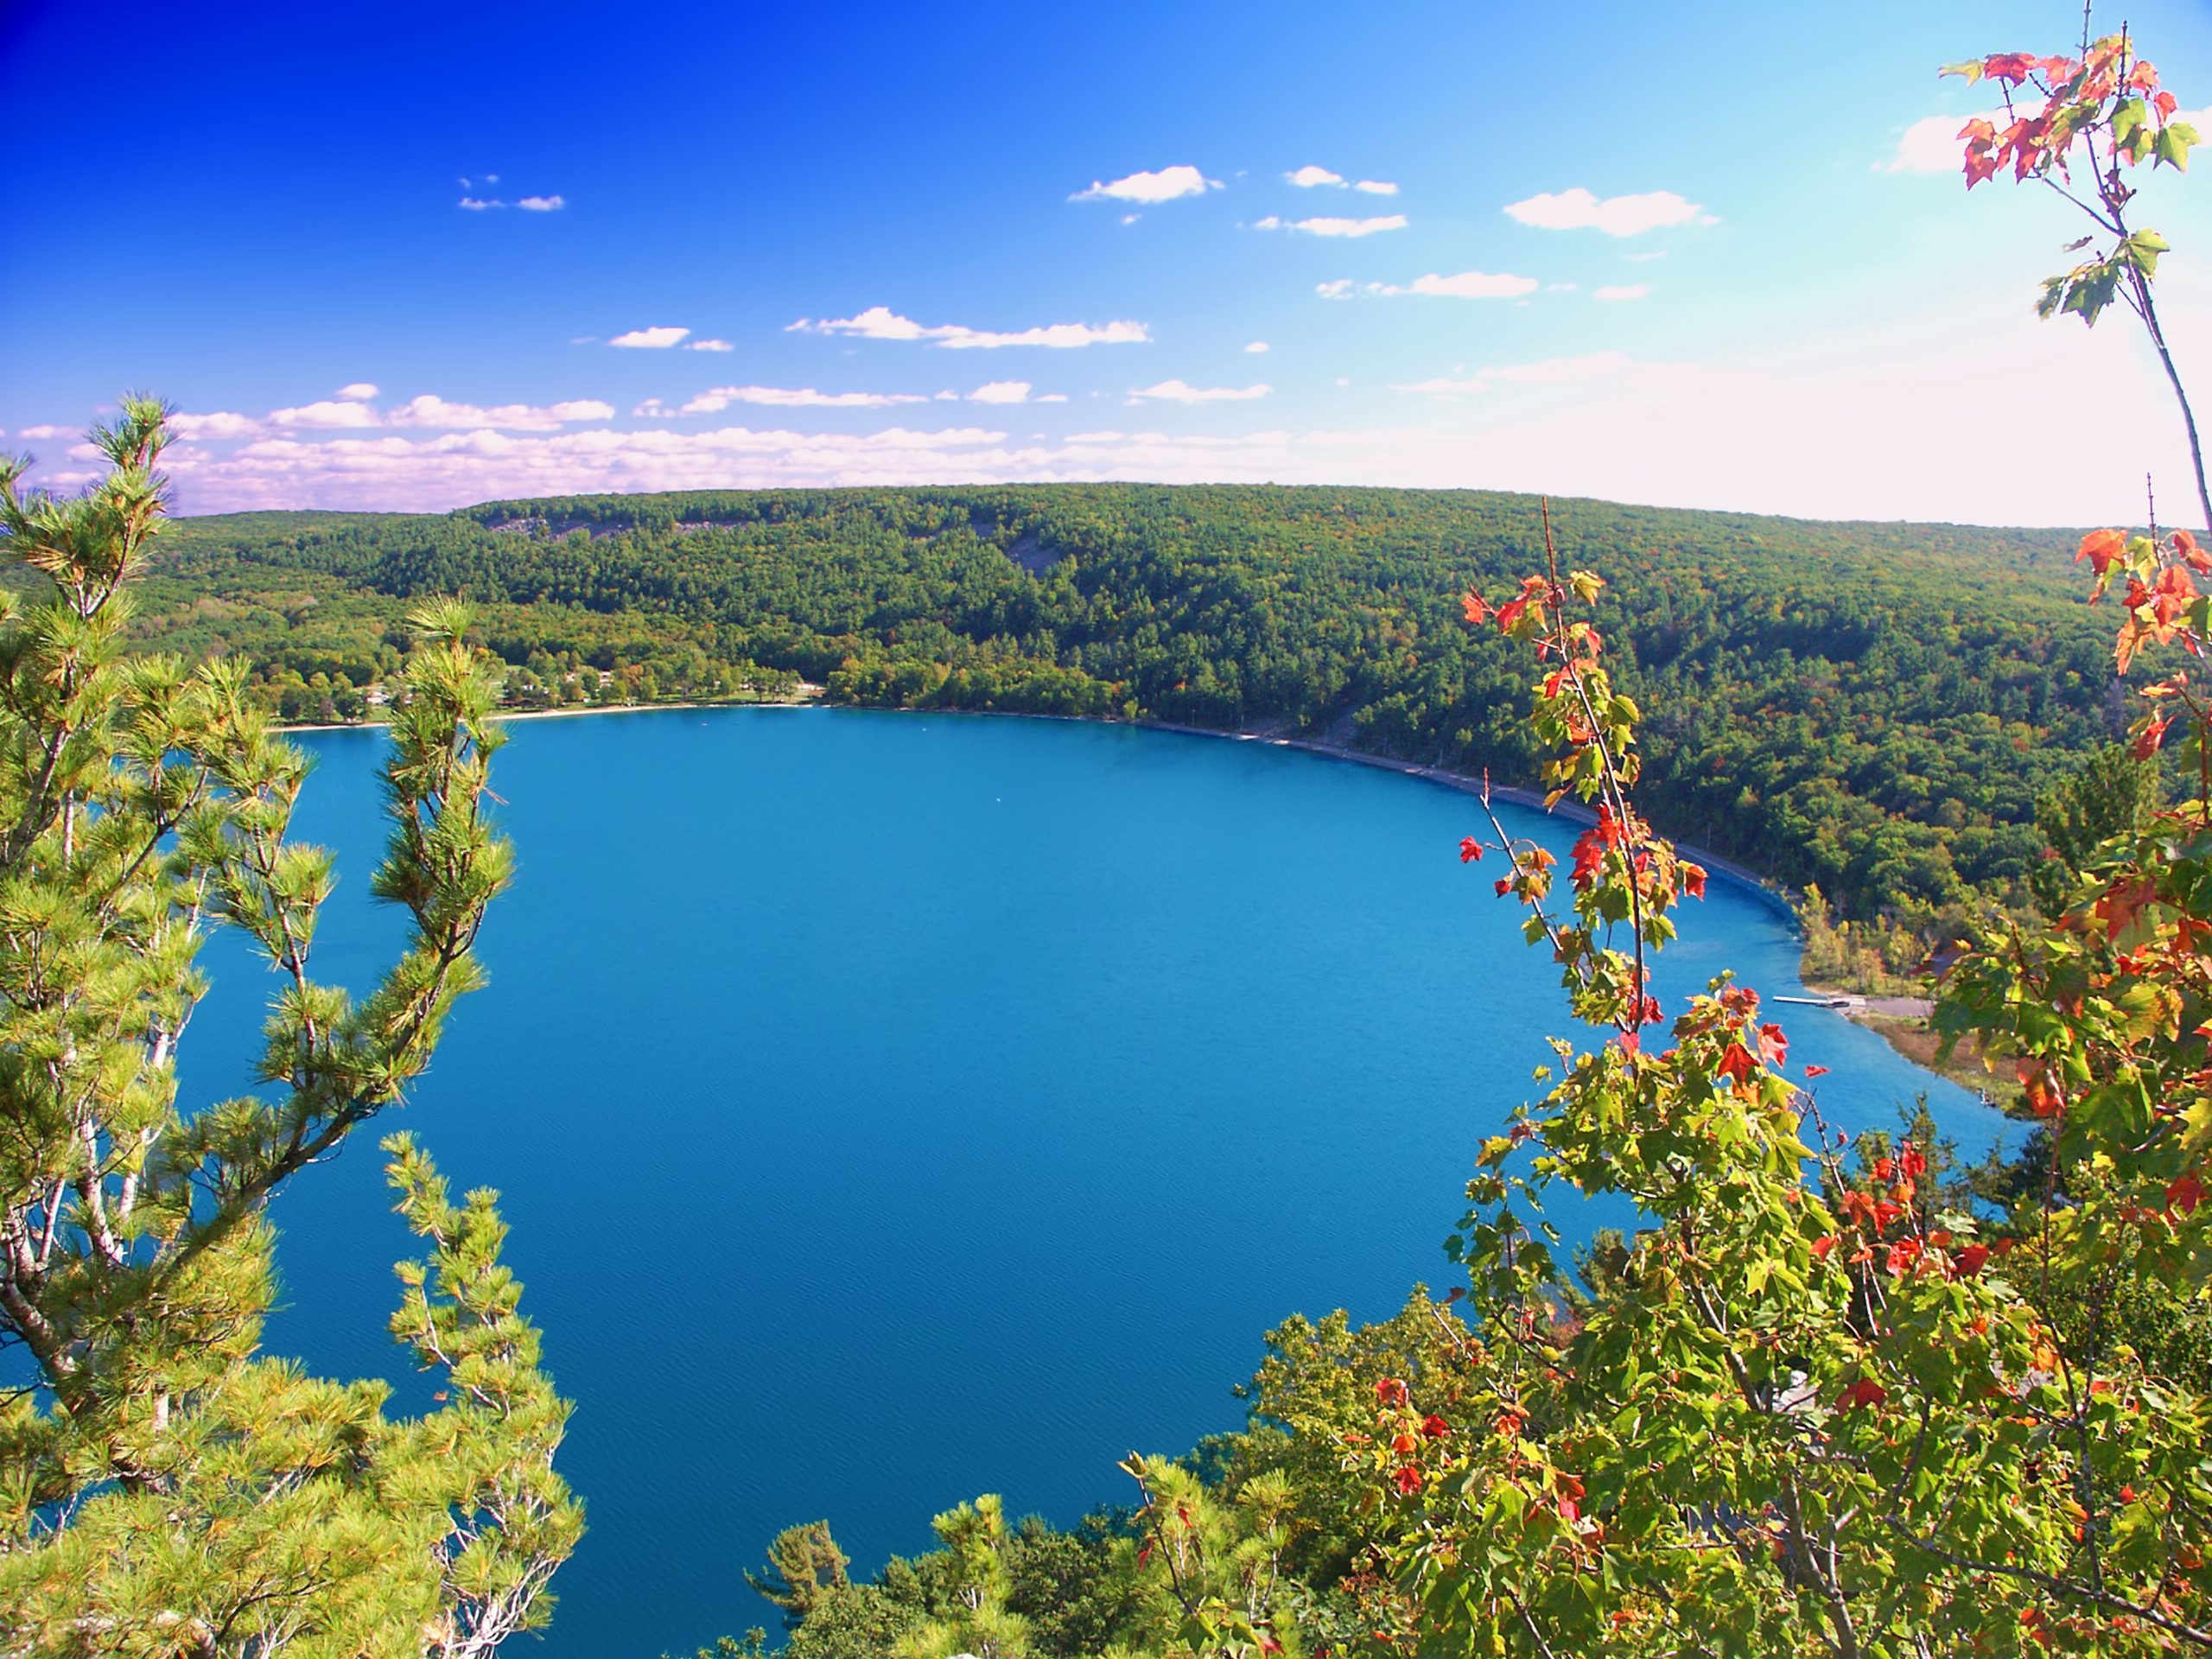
[4,0,2211,523]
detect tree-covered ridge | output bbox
[145,484,2120,928]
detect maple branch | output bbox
[1883,1517,2212,1648]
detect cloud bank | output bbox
[1072,165,1217,203]
[791,307,1149,349]
[1503,188,1707,236]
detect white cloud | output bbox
[609,326,692,349]
[1353,179,1398,195]
[1129,380,1272,404]
[43,271,2212,527]
[386,395,616,430]
[792,306,1150,349]
[969,381,1032,404]
[1037,393,1068,403]
[1400,270,1541,299]
[458,197,500,211]
[1287,165,1344,188]
[1319,270,1538,301]
[1884,111,2005,175]
[1072,164,1217,203]
[168,411,264,440]
[1245,340,1269,353]
[134,423,1046,512]
[334,383,379,401]
[16,423,69,439]
[1593,284,1649,302]
[685,339,734,353]
[1255,213,1407,237]
[679,385,929,413]
[1503,188,1707,236]
[633,398,668,417]
[517,194,565,211]
[268,399,382,429]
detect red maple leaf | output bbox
[1459,836,1484,863]
[1838,1377,1889,1409]
[2169,1170,2205,1217]
[1420,1414,1450,1440]
[1395,1465,1422,1496]
[1717,1042,1760,1086]
[1681,861,1708,899]
[2076,528,2126,575]
[2152,563,2199,626]
[1984,51,2037,83]
[1804,1064,1830,1078]
[1953,1243,1991,1279]
[2133,717,2171,760]
[1462,591,1491,626]
[2094,877,2158,941]
[1570,829,1606,889]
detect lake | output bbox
[181,708,2014,1656]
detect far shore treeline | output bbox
[122,483,2133,968]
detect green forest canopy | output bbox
[135,483,2119,928]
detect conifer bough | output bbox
[0,399,580,1655]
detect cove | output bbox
[181,708,2016,1657]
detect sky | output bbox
[4,0,2212,525]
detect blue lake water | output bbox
[181,708,2015,1656]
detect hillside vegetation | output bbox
[143,485,2118,931]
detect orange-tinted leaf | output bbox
[2077,527,2126,574]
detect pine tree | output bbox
[0,400,580,1653]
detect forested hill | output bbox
[145,484,2115,929]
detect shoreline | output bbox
[279,691,821,734]
[280,694,1954,1067]
[278,692,1791,912]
